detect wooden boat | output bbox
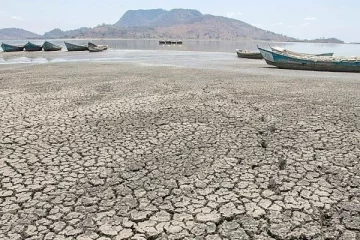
[64,41,88,51]
[258,47,360,73]
[42,41,62,51]
[165,40,172,44]
[88,42,108,52]
[236,49,263,59]
[176,40,183,45]
[159,40,166,44]
[24,42,42,51]
[270,46,333,57]
[1,43,24,52]
[88,42,103,52]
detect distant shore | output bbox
[1,37,347,44]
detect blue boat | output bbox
[258,47,360,73]
[24,42,42,51]
[1,43,24,52]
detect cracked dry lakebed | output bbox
[0,56,359,240]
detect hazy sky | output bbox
[0,0,358,42]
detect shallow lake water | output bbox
[1,39,360,65]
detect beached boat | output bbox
[24,42,42,51]
[1,43,24,52]
[236,49,263,59]
[88,42,108,52]
[270,46,334,57]
[64,41,88,51]
[176,40,183,45]
[88,42,103,52]
[159,40,166,44]
[258,47,360,72]
[42,41,62,51]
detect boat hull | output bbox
[88,42,107,52]
[42,41,62,51]
[259,47,360,73]
[88,46,103,52]
[236,50,263,59]
[1,43,24,52]
[64,42,88,51]
[24,42,42,51]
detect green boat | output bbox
[258,47,360,73]
[24,42,42,51]
[64,41,88,51]
[236,49,263,59]
[1,43,24,52]
[42,41,62,51]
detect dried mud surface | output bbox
[0,60,359,240]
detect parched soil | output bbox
[0,60,359,240]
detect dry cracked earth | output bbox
[0,61,359,240]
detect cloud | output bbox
[304,17,317,21]
[226,12,243,19]
[272,22,284,26]
[12,16,23,20]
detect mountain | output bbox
[113,9,295,41]
[0,28,41,40]
[43,25,158,39]
[1,9,344,43]
[115,9,168,27]
[115,9,203,28]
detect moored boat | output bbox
[24,42,42,51]
[64,41,88,51]
[270,46,334,57]
[160,40,182,45]
[236,49,263,59]
[1,43,24,52]
[258,47,360,73]
[42,41,62,51]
